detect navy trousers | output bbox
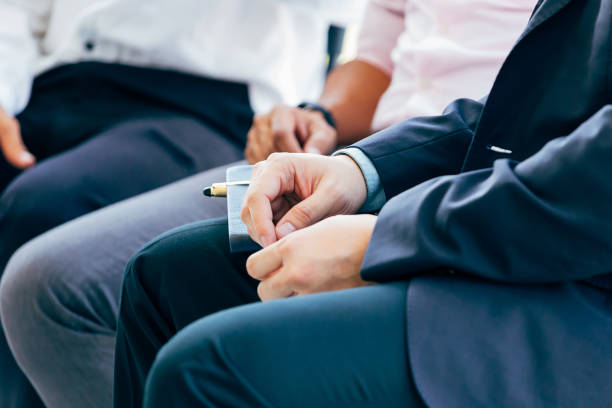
[114,219,425,408]
[0,62,253,408]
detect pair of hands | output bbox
[241,153,377,301]
[3,103,375,301]
[245,105,337,164]
[0,108,35,169]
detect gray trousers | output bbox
[0,162,242,408]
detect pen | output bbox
[202,181,250,197]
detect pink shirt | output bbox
[357,0,535,131]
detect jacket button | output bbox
[84,41,95,51]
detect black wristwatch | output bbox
[297,102,337,130]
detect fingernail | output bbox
[276,222,296,238]
[20,152,35,164]
[305,146,321,155]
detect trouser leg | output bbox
[0,113,241,408]
[114,219,259,408]
[144,282,424,408]
[0,62,251,408]
[0,333,44,408]
[0,164,238,408]
[0,115,243,271]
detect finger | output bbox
[247,193,276,247]
[294,110,310,145]
[0,120,35,169]
[246,244,282,280]
[270,107,303,153]
[270,197,292,223]
[257,269,296,301]
[242,158,293,245]
[252,118,273,162]
[245,130,257,164]
[303,119,336,156]
[275,189,330,239]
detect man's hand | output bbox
[0,108,35,169]
[244,104,337,164]
[241,153,368,247]
[246,214,377,301]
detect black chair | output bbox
[327,25,346,74]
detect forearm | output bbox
[318,60,390,145]
[362,105,612,284]
[352,98,483,198]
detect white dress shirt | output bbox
[0,0,365,117]
[356,0,535,131]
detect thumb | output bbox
[0,120,35,169]
[303,123,336,156]
[275,190,330,239]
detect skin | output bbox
[245,60,391,163]
[0,107,35,169]
[241,153,377,301]
[246,214,377,301]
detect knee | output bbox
[0,239,55,344]
[121,219,231,313]
[0,229,112,341]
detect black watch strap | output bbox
[297,102,337,130]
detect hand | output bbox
[241,153,367,247]
[244,104,337,164]
[0,108,35,169]
[246,214,377,300]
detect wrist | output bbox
[333,154,368,210]
[297,102,337,130]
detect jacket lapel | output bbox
[518,0,574,42]
[463,0,579,171]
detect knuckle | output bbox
[267,152,284,161]
[272,129,288,142]
[245,256,256,276]
[244,194,256,209]
[253,161,265,174]
[253,115,264,126]
[290,205,314,225]
[257,283,267,300]
[240,210,249,225]
[288,267,311,289]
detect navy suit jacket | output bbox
[354,0,612,406]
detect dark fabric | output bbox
[114,219,257,408]
[351,0,612,406]
[0,62,252,408]
[114,219,425,408]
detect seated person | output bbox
[0,0,359,406]
[111,0,612,406]
[0,0,533,407]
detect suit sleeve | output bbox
[361,105,612,284]
[353,97,484,198]
[0,0,52,115]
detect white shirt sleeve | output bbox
[279,0,367,27]
[356,0,405,75]
[0,0,52,116]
